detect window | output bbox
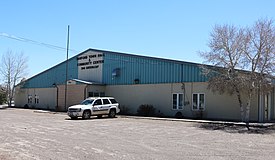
[88,92,93,97]
[102,99,110,104]
[28,95,32,104]
[94,92,99,97]
[99,92,105,97]
[81,99,94,105]
[172,93,183,110]
[35,95,39,104]
[94,99,102,105]
[192,93,205,110]
[88,92,105,97]
[109,98,118,104]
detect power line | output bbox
[0,32,79,53]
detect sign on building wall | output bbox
[77,51,104,83]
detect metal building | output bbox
[15,48,275,122]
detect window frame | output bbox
[172,93,184,110]
[192,93,205,111]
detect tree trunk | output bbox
[245,93,252,130]
[236,90,245,122]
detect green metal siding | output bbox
[22,57,78,88]
[102,52,206,85]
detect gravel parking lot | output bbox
[1,108,275,160]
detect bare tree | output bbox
[200,24,248,122]
[200,18,275,128]
[0,50,28,106]
[241,19,275,124]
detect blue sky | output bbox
[0,0,275,77]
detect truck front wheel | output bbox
[82,110,91,119]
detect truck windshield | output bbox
[81,99,94,105]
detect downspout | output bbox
[258,89,261,122]
[56,86,59,111]
[84,84,88,99]
[181,64,184,83]
[53,83,58,111]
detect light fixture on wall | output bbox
[112,68,120,77]
[134,78,140,84]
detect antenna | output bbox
[64,25,70,111]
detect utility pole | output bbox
[64,25,70,111]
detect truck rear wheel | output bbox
[108,109,116,118]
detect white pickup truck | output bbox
[67,97,120,119]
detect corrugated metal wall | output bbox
[102,52,206,85]
[21,49,207,88]
[22,57,78,88]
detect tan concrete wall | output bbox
[106,83,173,115]
[57,84,87,111]
[14,87,57,110]
[15,82,262,121]
[15,84,102,112]
[106,82,259,121]
[14,86,27,107]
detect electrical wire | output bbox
[0,32,79,53]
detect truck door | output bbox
[102,98,112,114]
[92,99,103,115]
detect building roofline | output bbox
[19,49,91,84]
[87,48,204,66]
[21,48,209,84]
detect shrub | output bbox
[137,104,156,117]
[24,104,29,109]
[0,92,6,105]
[175,111,183,119]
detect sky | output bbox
[0,0,275,78]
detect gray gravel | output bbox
[1,108,275,160]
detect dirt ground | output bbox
[1,108,275,160]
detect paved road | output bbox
[1,108,275,160]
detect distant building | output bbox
[15,49,275,122]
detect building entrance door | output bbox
[259,93,272,122]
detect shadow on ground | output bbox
[0,106,8,110]
[65,116,118,121]
[197,123,275,134]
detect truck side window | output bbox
[94,99,102,106]
[109,99,118,104]
[103,99,110,104]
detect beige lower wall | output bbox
[106,84,172,115]
[14,87,57,110]
[15,84,88,111]
[15,82,269,121]
[106,82,259,121]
